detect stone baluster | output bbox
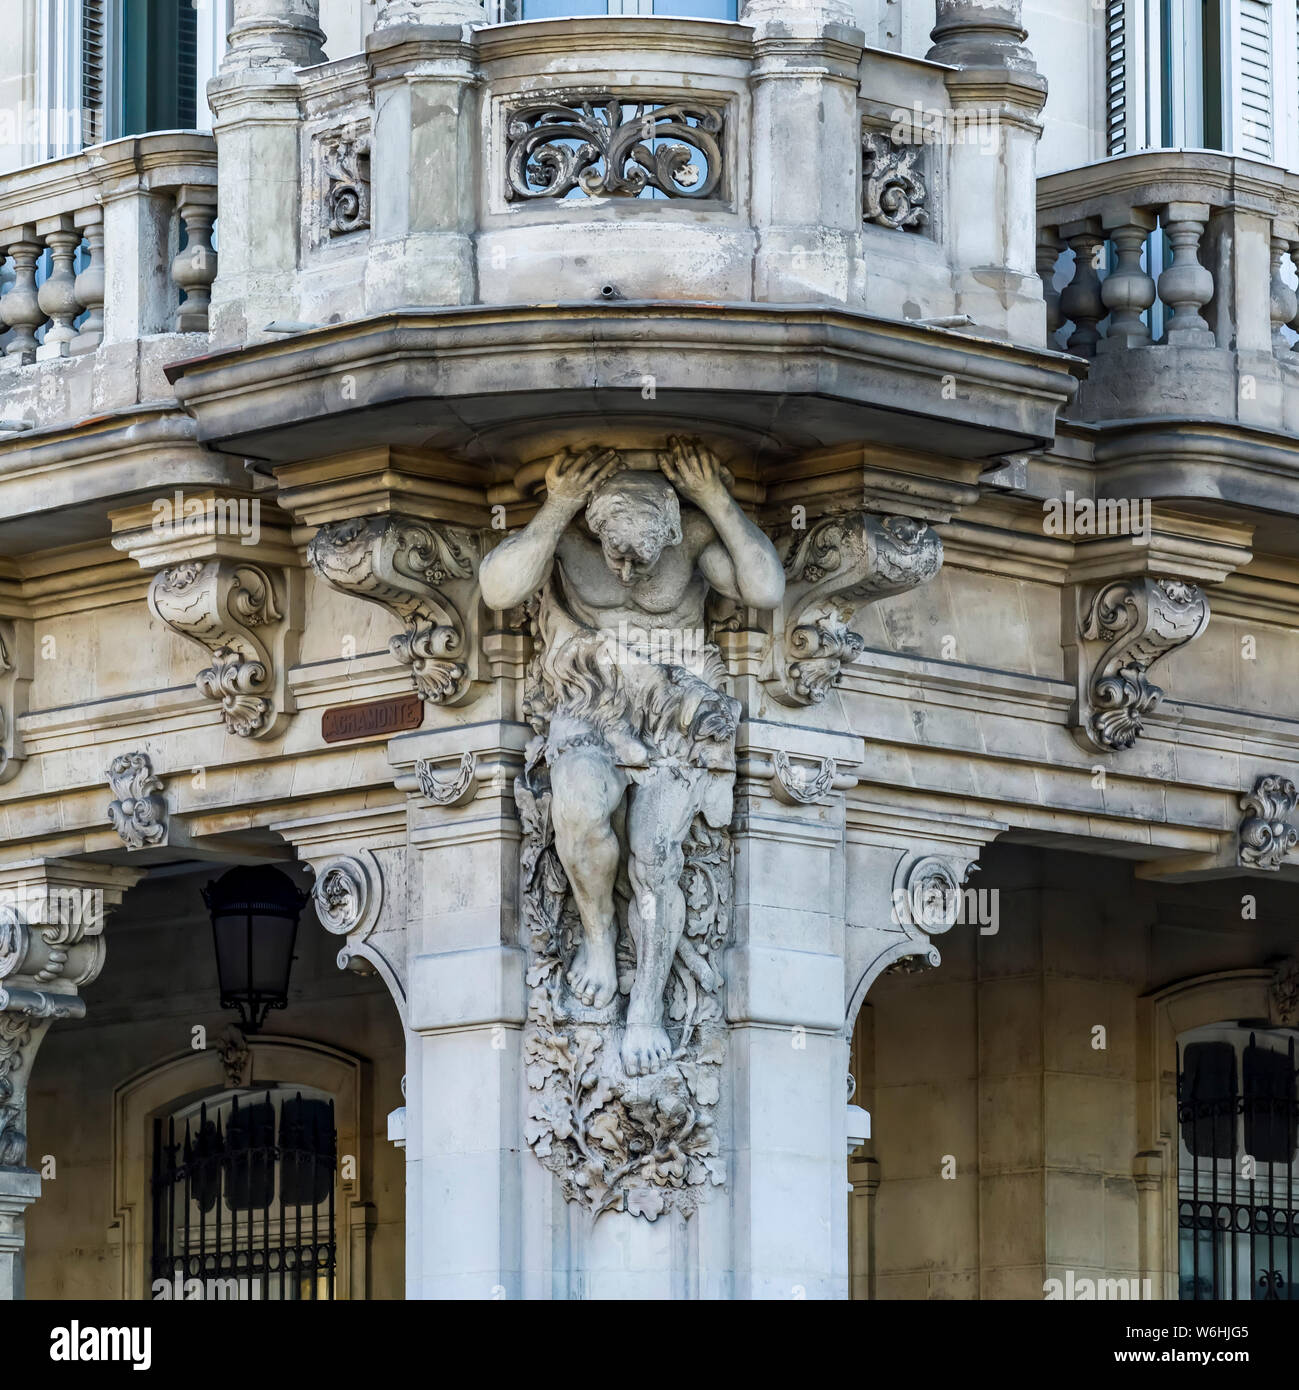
[71,212,105,355]
[1268,224,1298,357]
[1037,228,1063,339]
[35,217,81,360]
[1060,222,1105,358]
[1099,211,1156,352]
[172,189,219,333]
[0,231,46,364]
[1157,203,1215,347]
[1287,237,1299,356]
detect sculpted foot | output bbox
[567,937,618,1008]
[621,1022,672,1076]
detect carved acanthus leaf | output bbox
[1239,776,1299,871]
[321,126,371,236]
[106,752,168,850]
[1075,577,1209,751]
[862,130,929,231]
[766,513,943,706]
[307,516,480,706]
[149,561,286,738]
[505,97,724,201]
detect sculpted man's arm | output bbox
[659,438,785,610]
[479,447,620,611]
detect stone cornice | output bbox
[471,15,756,64]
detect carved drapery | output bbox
[106,753,168,850]
[505,98,725,201]
[1074,577,1209,751]
[764,512,943,707]
[1239,776,1299,871]
[862,130,929,232]
[307,517,480,706]
[416,751,477,807]
[149,560,290,738]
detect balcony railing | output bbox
[1038,150,1299,428]
[0,134,217,367]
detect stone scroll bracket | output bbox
[842,806,1006,1036]
[1066,576,1210,753]
[109,494,305,740]
[759,511,944,707]
[0,619,33,786]
[147,561,303,739]
[270,807,410,1026]
[1062,520,1252,754]
[1239,775,1299,872]
[307,515,484,708]
[0,859,140,1170]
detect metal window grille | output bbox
[1178,1032,1299,1300]
[150,1089,337,1300]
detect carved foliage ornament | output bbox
[862,130,929,232]
[1239,776,1299,871]
[506,97,724,202]
[107,752,168,850]
[1271,957,1299,1026]
[768,512,943,706]
[307,517,479,706]
[149,561,285,738]
[322,127,371,236]
[0,987,85,1167]
[1076,577,1209,751]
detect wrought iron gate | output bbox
[151,1089,337,1300]
[1178,1032,1299,1300]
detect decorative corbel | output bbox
[1071,577,1209,752]
[307,516,481,706]
[310,850,397,986]
[106,752,169,850]
[1239,776,1299,871]
[0,619,32,785]
[763,512,943,706]
[149,560,297,738]
[0,860,138,1166]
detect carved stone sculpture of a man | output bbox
[481,439,784,1077]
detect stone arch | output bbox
[110,1034,371,1301]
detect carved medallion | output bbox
[1239,776,1299,871]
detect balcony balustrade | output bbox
[1039,151,1299,435]
[0,135,217,427]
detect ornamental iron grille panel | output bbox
[504,97,725,202]
[1177,1028,1299,1300]
[150,1086,337,1300]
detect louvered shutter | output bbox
[1107,0,1129,154]
[1237,0,1275,158]
[81,0,106,147]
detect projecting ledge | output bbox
[165,303,1082,468]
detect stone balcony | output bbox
[0,0,1083,553]
[1038,150,1299,522]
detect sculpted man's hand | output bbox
[658,436,727,508]
[544,445,621,510]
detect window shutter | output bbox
[1238,0,1275,158]
[1106,0,1129,154]
[81,0,107,147]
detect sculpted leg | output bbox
[622,771,703,1076]
[550,747,627,1009]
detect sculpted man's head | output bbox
[586,470,683,584]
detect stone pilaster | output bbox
[927,0,1049,343]
[207,0,324,345]
[0,860,140,1301]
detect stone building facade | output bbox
[0,0,1297,1302]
